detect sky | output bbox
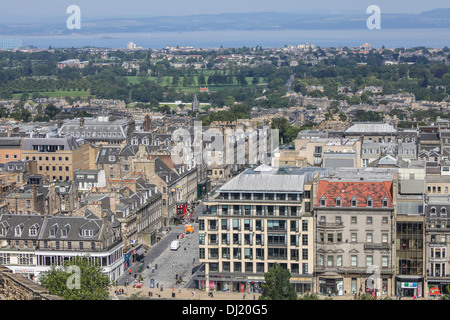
[1,0,449,23]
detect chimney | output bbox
[32,185,37,208]
[109,194,117,213]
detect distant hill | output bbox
[1,9,450,36]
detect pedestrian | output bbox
[243,293,246,299]
[192,290,195,297]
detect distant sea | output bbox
[17,28,450,49]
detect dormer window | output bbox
[351,197,357,207]
[0,228,6,236]
[49,224,58,238]
[82,229,93,237]
[132,137,138,145]
[336,197,341,207]
[382,197,389,207]
[29,224,39,236]
[320,196,326,207]
[15,224,24,237]
[61,224,70,238]
[367,196,373,208]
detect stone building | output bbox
[313,168,397,298]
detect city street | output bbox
[115,202,206,292]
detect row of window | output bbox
[205,247,310,260]
[319,254,390,268]
[320,196,389,207]
[207,205,301,216]
[2,239,97,250]
[204,261,310,274]
[0,154,19,159]
[200,219,308,232]
[2,223,95,239]
[26,156,69,161]
[218,192,307,201]
[427,186,450,194]
[319,215,390,224]
[318,231,389,244]
[65,131,123,138]
[39,165,70,172]
[200,233,309,246]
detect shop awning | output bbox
[135,248,146,255]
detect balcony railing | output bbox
[317,222,344,228]
[364,243,391,250]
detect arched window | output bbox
[131,137,138,145]
[351,196,357,207]
[441,207,447,216]
[431,207,437,215]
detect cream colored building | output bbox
[21,137,95,182]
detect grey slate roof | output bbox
[345,122,397,133]
[22,137,83,151]
[96,146,121,164]
[219,165,331,193]
[0,214,46,240]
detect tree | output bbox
[259,263,297,300]
[44,103,61,120]
[39,256,111,300]
[271,118,300,145]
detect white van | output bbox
[170,240,180,251]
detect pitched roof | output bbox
[345,122,397,134]
[316,180,394,208]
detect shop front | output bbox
[396,276,424,297]
[11,268,36,282]
[427,280,450,297]
[291,277,313,294]
[319,277,344,296]
[197,274,264,293]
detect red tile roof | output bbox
[316,180,394,208]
